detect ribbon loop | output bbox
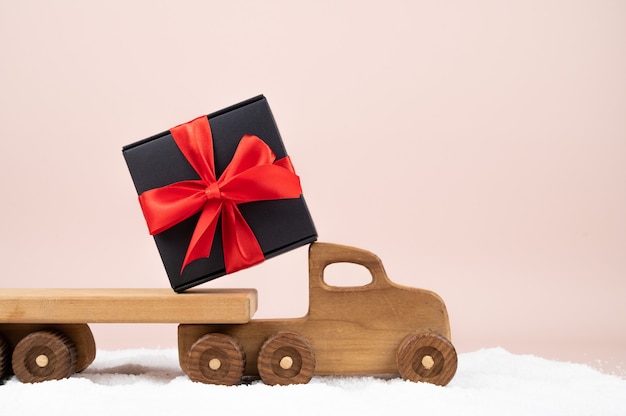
[138,117,303,275]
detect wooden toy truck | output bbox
[0,243,457,386]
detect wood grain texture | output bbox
[11,331,77,383]
[178,242,456,385]
[257,331,315,385]
[0,323,96,374]
[0,335,8,382]
[0,288,257,324]
[396,330,457,386]
[186,333,245,385]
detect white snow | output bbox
[1,348,624,415]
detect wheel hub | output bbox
[208,358,222,371]
[421,355,435,370]
[279,356,294,370]
[35,354,50,368]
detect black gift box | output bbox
[123,95,317,292]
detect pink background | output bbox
[1,2,624,374]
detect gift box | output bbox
[123,95,317,292]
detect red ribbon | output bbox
[138,116,303,274]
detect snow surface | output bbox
[1,348,624,415]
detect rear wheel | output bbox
[257,331,315,385]
[396,330,457,386]
[0,335,10,381]
[12,331,77,383]
[186,333,245,386]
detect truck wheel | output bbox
[0,336,9,381]
[257,331,315,385]
[187,333,245,386]
[12,331,77,383]
[396,330,457,386]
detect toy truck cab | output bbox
[178,242,457,386]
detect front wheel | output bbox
[257,331,315,386]
[396,330,457,386]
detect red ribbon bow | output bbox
[138,116,303,274]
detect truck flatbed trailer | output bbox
[0,288,257,383]
[0,288,257,324]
